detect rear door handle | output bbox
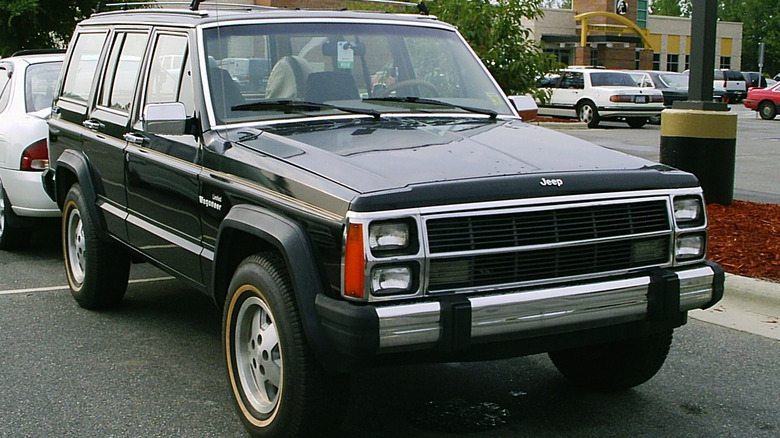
[123,132,148,145]
[82,119,103,130]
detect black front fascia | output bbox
[349,168,700,212]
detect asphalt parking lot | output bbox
[546,103,780,204]
[1,102,778,437]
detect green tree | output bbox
[718,0,780,75]
[540,0,572,8]
[427,0,557,95]
[0,0,102,57]
[649,0,684,16]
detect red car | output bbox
[744,82,780,119]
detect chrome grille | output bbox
[425,200,671,292]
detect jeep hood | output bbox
[233,118,697,210]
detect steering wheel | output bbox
[378,79,439,98]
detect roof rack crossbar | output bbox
[101,1,275,12]
[347,0,430,15]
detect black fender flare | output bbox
[214,204,347,372]
[52,149,110,241]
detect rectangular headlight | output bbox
[371,265,413,296]
[369,221,416,255]
[674,197,704,227]
[676,233,706,261]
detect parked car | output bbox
[743,81,780,119]
[624,70,726,123]
[536,68,664,128]
[45,4,723,437]
[0,50,63,249]
[625,70,725,106]
[741,71,767,89]
[713,69,747,103]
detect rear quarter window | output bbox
[61,32,108,102]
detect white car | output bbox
[537,68,664,128]
[0,50,63,249]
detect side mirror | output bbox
[143,102,187,135]
[508,94,538,121]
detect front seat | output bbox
[265,56,313,99]
[209,66,245,122]
[304,71,359,103]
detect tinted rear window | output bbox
[726,70,744,80]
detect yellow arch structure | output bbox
[574,11,656,51]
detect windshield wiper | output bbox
[231,99,381,119]
[363,96,498,120]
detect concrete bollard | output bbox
[659,108,737,205]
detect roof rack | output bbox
[98,1,274,13]
[347,0,430,15]
[11,49,67,57]
[98,0,429,15]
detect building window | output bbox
[666,54,679,72]
[590,47,598,66]
[684,55,690,71]
[720,56,731,69]
[652,53,661,70]
[636,0,648,29]
[544,48,571,67]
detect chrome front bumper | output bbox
[316,262,724,355]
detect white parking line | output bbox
[0,276,176,296]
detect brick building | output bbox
[522,0,743,71]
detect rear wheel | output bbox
[0,180,32,250]
[62,184,130,309]
[548,330,673,391]
[577,101,600,128]
[758,101,777,120]
[224,253,346,437]
[626,117,647,128]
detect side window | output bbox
[100,32,148,112]
[145,33,194,115]
[561,72,583,89]
[61,32,107,102]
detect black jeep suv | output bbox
[45,3,723,436]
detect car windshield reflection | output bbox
[202,22,512,124]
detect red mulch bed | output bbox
[706,200,780,281]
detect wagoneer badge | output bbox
[540,178,564,187]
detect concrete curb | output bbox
[690,274,780,340]
[530,120,588,130]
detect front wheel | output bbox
[548,330,673,391]
[224,253,346,437]
[62,184,130,309]
[758,101,777,120]
[577,101,600,128]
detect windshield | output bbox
[659,73,688,88]
[202,22,511,124]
